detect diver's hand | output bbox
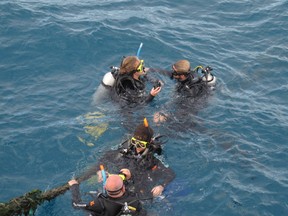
[151,185,164,197]
[120,168,131,180]
[150,86,162,96]
[68,179,79,186]
[97,170,109,183]
[97,170,103,182]
[153,112,168,124]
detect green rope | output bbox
[0,164,99,216]
[0,189,42,216]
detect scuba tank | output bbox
[92,66,119,105]
[201,66,217,87]
[102,66,119,87]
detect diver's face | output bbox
[173,74,181,80]
[174,74,187,81]
[136,147,146,154]
[172,65,188,81]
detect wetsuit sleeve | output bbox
[156,160,176,188]
[70,184,105,213]
[69,184,87,208]
[145,94,155,103]
[142,74,156,103]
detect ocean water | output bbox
[1,0,288,215]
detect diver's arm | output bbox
[145,94,155,103]
[69,181,93,210]
[69,181,82,205]
[157,161,176,188]
[150,157,176,197]
[145,86,161,103]
[69,181,104,213]
[151,168,175,197]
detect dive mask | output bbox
[131,137,148,148]
[136,60,145,72]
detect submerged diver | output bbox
[96,56,162,106]
[68,169,145,216]
[94,118,175,199]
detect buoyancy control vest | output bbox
[176,73,208,97]
[87,192,140,216]
[113,73,147,104]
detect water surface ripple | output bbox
[1,0,287,215]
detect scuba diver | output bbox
[151,59,217,125]
[112,56,162,105]
[149,59,216,98]
[95,118,175,199]
[68,170,146,216]
[93,56,162,107]
[171,59,216,97]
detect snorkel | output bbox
[143,117,149,127]
[136,42,143,58]
[136,118,150,155]
[100,164,106,194]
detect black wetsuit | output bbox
[148,68,214,133]
[97,141,175,199]
[70,184,144,216]
[150,68,211,99]
[175,73,210,99]
[113,74,154,105]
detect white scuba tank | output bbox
[92,68,118,105]
[202,73,217,87]
[101,66,119,87]
[102,71,116,87]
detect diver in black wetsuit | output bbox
[112,56,162,106]
[151,60,216,125]
[172,61,209,98]
[150,59,215,98]
[68,171,145,216]
[95,119,175,199]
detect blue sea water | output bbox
[1,0,288,215]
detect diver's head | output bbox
[172,60,190,81]
[131,118,154,153]
[105,175,125,198]
[119,56,145,76]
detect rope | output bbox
[0,163,98,216]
